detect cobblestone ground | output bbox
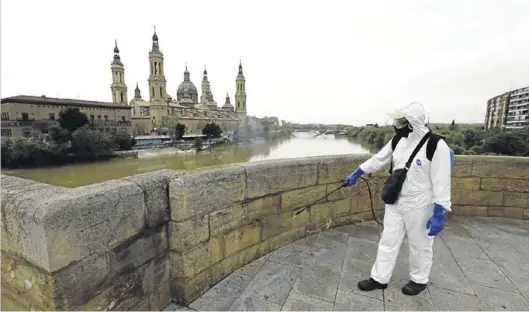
[164,216,529,311]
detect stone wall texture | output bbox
[1,155,528,310]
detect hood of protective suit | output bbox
[388,102,430,140]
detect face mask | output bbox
[393,118,413,137]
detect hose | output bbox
[293,176,383,226]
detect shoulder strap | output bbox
[404,131,432,171]
[391,135,402,150]
[426,133,445,161]
[389,134,403,174]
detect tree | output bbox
[113,132,136,150]
[58,107,88,133]
[48,122,70,144]
[70,126,116,159]
[174,123,186,147]
[202,122,223,151]
[449,119,456,131]
[481,132,526,156]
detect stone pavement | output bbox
[164,216,529,311]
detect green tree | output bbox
[113,132,136,150]
[48,122,70,143]
[482,132,526,156]
[448,119,456,131]
[193,137,204,151]
[70,126,116,159]
[174,123,186,147]
[202,122,223,151]
[58,107,88,133]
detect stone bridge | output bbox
[1,155,528,311]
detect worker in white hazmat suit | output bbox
[344,102,452,296]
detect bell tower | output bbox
[235,61,247,118]
[148,27,167,102]
[110,40,128,105]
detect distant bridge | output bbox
[291,129,348,136]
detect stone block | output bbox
[224,223,261,257]
[264,227,306,252]
[209,204,247,236]
[124,169,186,227]
[452,190,503,206]
[38,179,146,272]
[1,254,56,310]
[53,252,111,308]
[261,210,307,241]
[308,199,349,230]
[504,192,529,208]
[455,206,488,217]
[209,236,224,265]
[169,215,209,252]
[1,284,32,311]
[171,243,211,279]
[110,225,167,275]
[247,195,280,218]
[317,154,369,184]
[169,166,245,221]
[524,209,529,220]
[281,185,326,211]
[242,158,318,198]
[471,156,529,179]
[76,255,169,311]
[1,176,69,272]
[147,281,172,311]
[452,177,481,191]
[481,178,529,192]
[171,268,212,305]
[487,207,524,219]
[327,182,355,201]
[452,156,473,177]
[211,240,272,285]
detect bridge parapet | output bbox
[1,155,528,310]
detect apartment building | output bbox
[484,85,529,130]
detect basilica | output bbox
[110,28,247,135]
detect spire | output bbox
[134,82,141,99]
[112,39,122,65]
[184,64,190,82]
[239,60,243,74]
[225,93,231,103]
[114,39,119,54]
[151,26,160,52]
[204,66,208,76]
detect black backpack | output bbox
[388,132,445,174]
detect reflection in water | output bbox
[2,133,371,187]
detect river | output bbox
[1,133,372,187]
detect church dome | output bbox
[176,66,199,103]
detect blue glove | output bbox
[344,167,364,186]
[426,203,445,236]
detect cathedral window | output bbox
[160,87,163,98]
[121,92,124,102]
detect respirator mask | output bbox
[393,117,413,137]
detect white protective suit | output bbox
[359,102,452,285]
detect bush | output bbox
[193,137,204,151]
[70,126,117,159]
[1,138,68,168]
[113,131,135,150]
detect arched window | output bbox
[152,87,155,98]
[160,87,163,98]
[155,62,158,75]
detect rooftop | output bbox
[165,216,529,311]
[1,95,132,110]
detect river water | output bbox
[1,133,372,187]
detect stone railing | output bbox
[1,155,528,310]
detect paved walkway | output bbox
[165,216,529,311]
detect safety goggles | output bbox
[393,117,409,129]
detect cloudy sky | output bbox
[2,0,529,126]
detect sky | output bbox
[2,0,529,126]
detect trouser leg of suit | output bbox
[403,204,435,284]
[370,205,406,284]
